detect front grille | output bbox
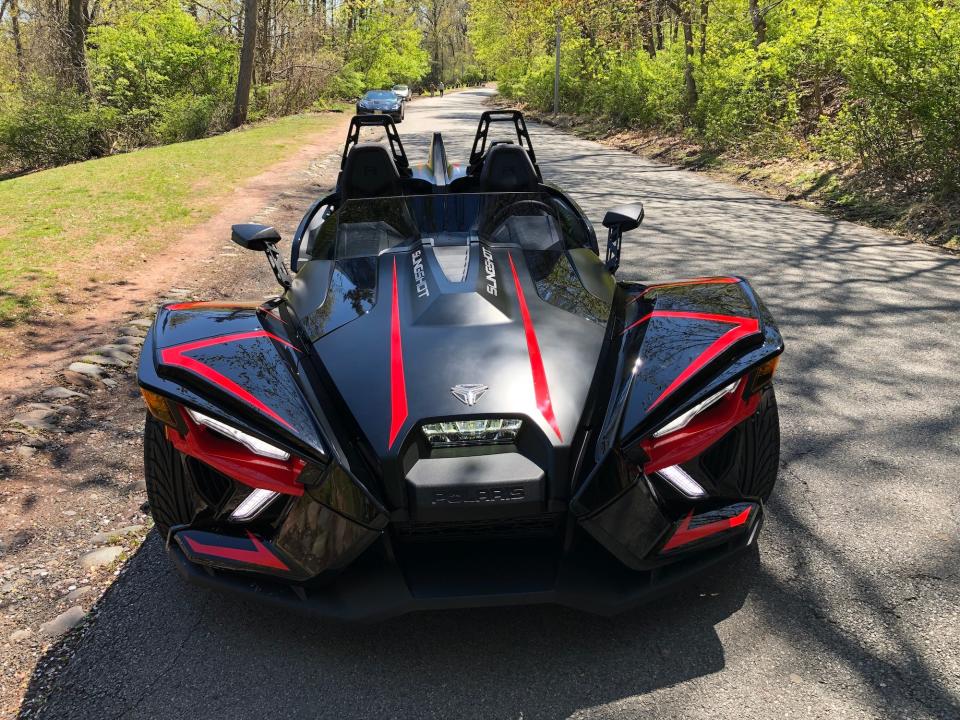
[393,513,564,542]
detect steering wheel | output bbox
[481,199,555,239]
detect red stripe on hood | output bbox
[508,252,562,441]
[388,257,408,447]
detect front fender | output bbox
[137,302,327,463]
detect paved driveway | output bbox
[27,89,960,719]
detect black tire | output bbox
[143,413,197,537]
[739,386,780,502]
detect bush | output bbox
[154,94,225,143]
[88,1,235,144]
[0,82,117,169]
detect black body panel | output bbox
[137,111,784,619]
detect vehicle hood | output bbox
[359,99,399,109]
[309,243,608,454]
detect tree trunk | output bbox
[232,0,259,128]
[653,0,663,52]
[8,0,26,80]
[749,0,766,47]
[66,0,91,95]
[640,0,656,58]
[257,0,272,83]
[668,0,697,114]
[699,0,708,58]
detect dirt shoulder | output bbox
[0,117,350,718]
[518,108,960,254]
[0,111,351,405]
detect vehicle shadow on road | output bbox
[20,531,756,719]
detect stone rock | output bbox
[128,318,154,328]
[116,335,145,346]
[10,408,58,430]
[130,478,147,493]
[9,628,32,643]
[95,346,136,361]
[65,586,94,602]
[39,606,86,638]
[15,446,36,459]
[80,546,123,570]
[102,378,118,388]
[42,386,88,400]
[99,344,138,355]
[61,370,101,389]
[27,402,76,415]
[68,362,106,378]
[91,524,145,545]
[80,354,128,368]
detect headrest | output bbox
[341,143,402,201]
[479,144,539,193]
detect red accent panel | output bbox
[182,530,289,571]
[160,330,297,429]
[661,506,753,553]
[620,310,760,409]
[641,382,760,474]
[166,414,305,496]
[508,252,562,441]
[388,258,408,448]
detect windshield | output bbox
[363,91,397,101]
[314,193,589,262]
[393,85,408,91]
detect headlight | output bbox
[422,419,522,447]
[186,408,290,460]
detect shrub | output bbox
[154,94,224,143]
[87,1,235,143]
[0,82,117,169]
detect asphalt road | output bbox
[27,89,960,719]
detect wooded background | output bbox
[1,0,958,216]
[0,0,475,169]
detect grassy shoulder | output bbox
[524,110,960,254]
[0,107,348,324]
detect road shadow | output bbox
[20,532,755,719]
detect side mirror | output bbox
[230,223,291,289]
[232,223,281,251]
[601,203,644,274]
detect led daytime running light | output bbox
[187,409,291,460]
[652,379,740,438]
[422,418,522,447]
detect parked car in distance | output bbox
[355,90,404,123]
[392,84,411,101]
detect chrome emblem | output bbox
[451,384,488,406]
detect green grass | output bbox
[0,109,347,324]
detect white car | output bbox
[392,84,411,101]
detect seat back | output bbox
[340,143,403,201]
[479,144,540,193]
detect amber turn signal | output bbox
[141,388,179,428]
[750,355,781,393]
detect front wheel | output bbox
[143,414,197,537]
[741,386,780,503]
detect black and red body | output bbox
[138,112,783,619]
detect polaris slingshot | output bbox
[138,111,783,620]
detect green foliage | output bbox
[328,63,366,100]
[0,80,117,169]
[87,1,235,144]
[154,93,223,143]
[471,0,960,196]
[345,2,430,89]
